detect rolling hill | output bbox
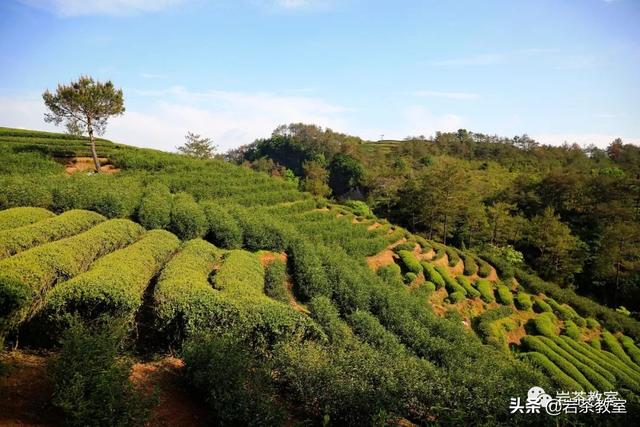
[1,127,639,425]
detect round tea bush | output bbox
[170,193,207,240]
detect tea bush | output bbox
[519,352,583,392]
[456,276,480,298]
[0,210,104,259]
[496,285,514,305]
[264,258,289,303]
[515,292,533,310]
[169,193,207,240]
[43,230,179,331]
[0,219,144,333]
[200,201,242,249]
[421,262,445,289]
[137,183,172,229]
[475,279,495,303]
[0,207,54,231]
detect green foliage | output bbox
[289,238,330,302]
[182,334,283,426]
[348,310,406,355]
[0,209,105,259]
[0,219,144,332]
[586,317,600,329]
[515,292,533,310]
[590,337,602,350]
[308,296,350,345]
[475,256,492,278]
[0,207,54,231]
[264,258,289,303]
[562,320,581,340]
[475,279,495,302]
[421,262,445,289]
[445,247,460,267]
[376,263,404,288]
[517,270,640,341]
[533,298,553,313]
[528,312,558,338]
[397,250,422,274]
[153,239,232,342]
[519,352,584,392]
[496,285,514,305]
[136,183,172,229]
[403,272,417,284]
[435,266,466,297]
[619,335,640,366]
[43,230,179,330]
[200,201,243,249]
[602,331,639,368]
[392,242,416,253]
[520,335,594,391]
[343,200,373,218]
[456,276,480,298]
[49,320,154,427]
[475,306,513,352]
[0,176,53,209]
[169,192,207,240]
[449,291,465,304]
[422,281,436,293]
[549,336,617,385]
[177,132,217,159]
[460,252,478,276]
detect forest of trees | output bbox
[229,124,640,315]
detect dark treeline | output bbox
[229,124,640,315]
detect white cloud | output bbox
[19,0,185,16]
[430,53,504,67]
[0,88,350,153]
[533,133,640,148]
[412,90,480,100]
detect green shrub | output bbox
[586,318,600,329]
[0,219,144,333]
[200,202,243,249]
[431,243,446,261]
[137,183,172,229]
[289,238,330,302]
[422,281,436,293]
[520,335,594,391]
[460,252,478,276]
[445,247,460,267]
[182,334,284,426]
[516,270,640,341]
[562,320,581,340]
[476,256,492,278]
[519,352,583,392]
[529,312,558,338]
[403,272,417,284]
[496,285,514,305]
[549,336,617,385]
[449,291,465,304]
[435,266,466,297]
[348,310,405,355]
[153,239,235,342]
[213,250,323,349]
[376,263,404,287]
[0,210,105,259]
[392,242,417,253]
[475,306,513,353]
[533,298,553,313]
[421,262,445,289]
[560,337,640,392]
[343,200,373,218]
[545,297,577,321]
[589,337,601,350]
[0,176,53,209]
[475,279,495,303]
[602,331,638,369]
[414,236,431,252]
[264,259,289,303]
[515,292,532,310]
[169,193,207,240]
[229,205,290,252]
[49,320,155,427]
[0,207,54,231]
[397,250,422,274]
[44,230,179,332]
[574,317,586,327]
[619,335,640,366]
[456,276,480,298]
[308,296,351,345]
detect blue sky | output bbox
[1,0,639,152]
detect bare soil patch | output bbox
[62,157,120,175]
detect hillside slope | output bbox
[1,127,639,425]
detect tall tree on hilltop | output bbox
[43,76,125,173]
[177,132,217,159]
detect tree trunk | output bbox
[88,122,101,173]
[443,213,448,245]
